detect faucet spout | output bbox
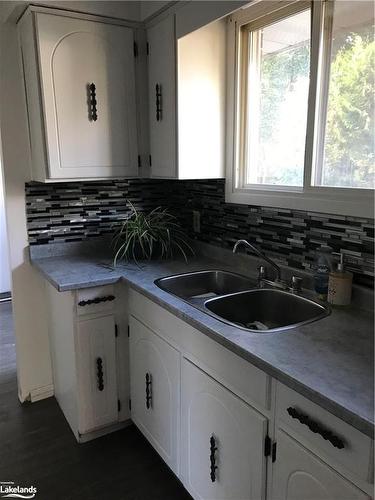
[233,239,281,282]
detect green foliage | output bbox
[260,44,310,142]
[111,202,194,267]
[324,31,374,187]
[259,26,374,188]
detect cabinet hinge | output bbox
[128,398,132,411]
[118,399,121,412]
[272,441,277,463]
[127,325,130,337]
[138,155,141,168]
[265,435,277,462]
[115,324,118,337]
[149,155,152,167]
[146,42,149,55]
[133,41,138,57]
[264,435,271,457]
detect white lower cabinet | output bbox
[129,315,180,475]
[46,282,129,442]
[271,430,370,500]
[181,359,268,500]
[76,315,118,434]
[129,291,373,500]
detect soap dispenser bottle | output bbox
[328,253,353,306]
[313,246,332,300]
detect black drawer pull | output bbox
[287,407,345,449]
[88,82,98,121]
[78,295,115,307]
[155,83,162,121]
[146,373,152,409]
[96,357,104,391]
[210,435,218,482]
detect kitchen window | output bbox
[226,0,374,217]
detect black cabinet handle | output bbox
[155,83,162,121]
[88,82,98,121]
[287,407,345,449]
[210,435,218,482]
[96,357,104,391]
[78,295,115,307]
[146,373,152,409]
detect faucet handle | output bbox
[290,275,303,292]
[258,265,267,281]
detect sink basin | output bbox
[155,270,255,300]
[204,288,329,333]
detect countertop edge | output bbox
[32,259,122,292]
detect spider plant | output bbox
[111,202,194,266]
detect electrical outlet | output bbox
[192,210,201,233]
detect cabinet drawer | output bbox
[76,286,116,317]
[276,383,373,483]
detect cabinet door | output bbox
[36,13,138,179]
[147,15,177,178]
[129,316,180,474]
[76,315,118,434]
[181,359,267,500]
[272,430,370,500]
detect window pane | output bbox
[245,9,311,187]
[316,1,374,188]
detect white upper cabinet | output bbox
[147,15,177,178]
[19,10,138,181]
[147,14,226,179]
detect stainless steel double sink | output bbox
[155,270,330,333]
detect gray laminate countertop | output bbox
[30,248,374,438]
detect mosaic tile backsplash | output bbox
[26,179,374,286]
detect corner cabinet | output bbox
[129,315,180,475]
[147,14,226,179]
[19,9,138,182]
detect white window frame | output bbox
[226,0,374,218]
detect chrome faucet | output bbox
[233,239,303,293]
[233,239,281,282]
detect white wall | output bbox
[0,10,54,401]
[0,147,11,294]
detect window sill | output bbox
[225,183,374,219]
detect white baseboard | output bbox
[29,384,54,402]
[77,419,132,443]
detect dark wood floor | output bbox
[0,302,192,500]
